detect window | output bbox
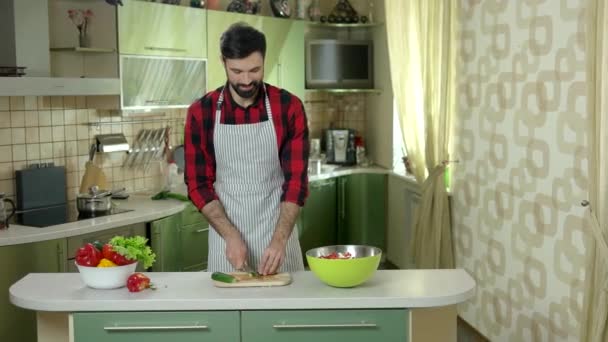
[392,101,406,171]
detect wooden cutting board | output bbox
[212,272,292,288]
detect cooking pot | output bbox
[77,186,112,214]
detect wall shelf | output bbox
[307,22,383,28]
[50,47,117,53]
[306,88,382,94]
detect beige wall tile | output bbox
[0,97,9,111]
[10,111,24,127]
[24,96,37,110]
[76,96,86,109]
[65,141,77,157]
[9,96,24,111]
[52,126,65,142]
[0,146,12,163]
[38,96,51,110]
[53,142,65,158]
[64,125,77,141]
[39,127,53,143]
[0,179,14,196]
[11,128,25,144]
[76,109,88,124]
[26,144,40,160]
[40,143,53,159]
[65,156,79,173]
[64,110,76,125]
[77,125,89,140]
[50,96,63,109]
[77,140,90,155]
[24,111,38,127]
[0,162,12,180]
[25,127,39,144]
[0,112,10,128]
[38,110,52,126]
[63,96,76,109]
[12,161,27,171]
[12,145,26,161]
[66,171,78,188]
[0,128,11,145]
[51,110,64,126]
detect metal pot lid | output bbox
[78,185,112,199]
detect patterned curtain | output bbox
[384,0,457,268]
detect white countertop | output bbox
[10,269,475,312]
[0,166,416,247]
[0,196,187,247]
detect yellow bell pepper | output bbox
[97,258,117,268]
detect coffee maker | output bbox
[324,129,356,165]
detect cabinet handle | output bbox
[340,178,346,220]
[104,325,208,331]
[144,46,188,53]
[273,322,377,329]
[195,227,209,233]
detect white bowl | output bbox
[76,261,137,289]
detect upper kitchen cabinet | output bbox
[207,11,305,100]
[118,0,207,58]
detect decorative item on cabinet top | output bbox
[227,0,261,14]
[270,0,291,18]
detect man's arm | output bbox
[184,96,247,270]
[259,93,309,275]
[201,200,247,270]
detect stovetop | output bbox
[10,202,133,228]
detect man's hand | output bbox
[259,239,287,275]
[225,232,248,270]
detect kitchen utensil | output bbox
[306,245,381,288]
[76,186,113,214]
[270,0,291,17]
[123,129,145,168]
[16,164,67,210]
[76,261,137,289]
[151,190,189,201]
[172,145,185,173]
[0,193,15,229]
[239,261,260,277]
[110,187,129,200]
[211,272,291,288]
[80,144,109,194]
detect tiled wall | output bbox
[0,92,366,204]
[0,95,186,203]
[304,92,367,141]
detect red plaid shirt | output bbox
[184,83,309,210]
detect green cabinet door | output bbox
[73,311,240,342]
[150,214,182,272]
[118,0,207,57]
[0,238,67,342]
[277,20,305,100]
[242,309,408,342]
[338,174,387,251]
[180,222,209,271]
[298,178,337,262]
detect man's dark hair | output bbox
[220,22,266,60]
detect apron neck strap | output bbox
[215,84,272,123]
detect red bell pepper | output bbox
[127,273,153,292]
[102,243,136,266]
[75,243,103,267]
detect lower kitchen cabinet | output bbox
[73,311,240,342]
[298,178,337,261]
[241,309,409,342]
[338,174,387,251]
[150,203,209,272]
[0,238,67,342]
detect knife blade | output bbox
[240,261,260,278]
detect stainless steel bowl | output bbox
[306,245,382,259]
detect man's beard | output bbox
[230,80,261,99]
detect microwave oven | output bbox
[305,39,373,89]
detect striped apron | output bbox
[207,86,305,273]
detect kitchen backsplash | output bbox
[0,93,366,203]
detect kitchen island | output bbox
[10,269,475,342]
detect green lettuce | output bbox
[109,235,156,269]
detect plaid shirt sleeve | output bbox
[277,90,309,206]
[184,94,218,210]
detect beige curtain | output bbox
[385,0,457,268]
[581,0,608,340]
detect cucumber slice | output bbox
[211,272,237,283]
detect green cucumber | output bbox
[211,272,237,283]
